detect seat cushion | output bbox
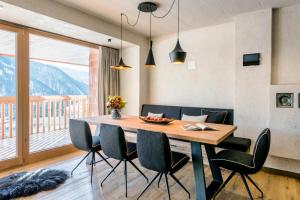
[181,114,208,122]
[126,142,138,160]
[211,150,255,174]
[217,136,251,152]
[181,107,234,125]
[202,109,228,124]
[170,151,190,174]
[92,136,102,151]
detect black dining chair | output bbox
[211,128,271,200]
[99,124,148,197]
[136,129,190,200]
[69,119,113,183]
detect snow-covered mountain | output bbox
[0,56,88,96]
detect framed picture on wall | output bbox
[276,93,293,108]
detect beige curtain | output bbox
[98,46,120,115]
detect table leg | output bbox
[191,142,207,200]
[191,142,224,200]
[205,145,223,199]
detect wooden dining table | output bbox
[83,115,237,200]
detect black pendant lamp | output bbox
[111,13,131,70]
[145,12,155,67]
[169,0,186,64]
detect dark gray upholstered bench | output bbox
[141,104,251,152]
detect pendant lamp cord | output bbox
[120,0,177,49]
[150,12,152,41]
[122,11,140,27]
[120,13,123,56]
[121,0,176,27]
[177,0,179,39]
[151,0,176,19]
[122,0,176,25]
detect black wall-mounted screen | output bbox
[243,53,260,66]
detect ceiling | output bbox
[55,0,300,37]
[0,29,90,65]
[0,1,133,48]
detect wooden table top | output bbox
[82,115,237,145]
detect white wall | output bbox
[272,4,300,84]
[234,9,272,144]
[269,5,300,164]
[149,22,235,109]
[233,9,300,172]
[120,46,140,115]
[269,85,300,160]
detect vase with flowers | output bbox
[106,96,126,119]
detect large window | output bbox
[0,28,17,161]
[29,33,94,153]
[0,22,99,169]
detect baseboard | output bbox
[262,167,300,179]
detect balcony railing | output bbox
[0,95,88,139]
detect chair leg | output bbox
[128,160,148,183]
[158,173,163,188]
[137,172,160,200]
[101,160,122,187]
[90,152,95,184]
[240,174,254,200]
[212,171,236,200]
[164,173,171,200]
[245,174,263,198]
[71,151,91,176]
[169,173,190,199]
[124,160,128,197]
[96,151,113,169]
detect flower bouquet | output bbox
[106,96,126,119]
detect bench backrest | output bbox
[141,104,234,125]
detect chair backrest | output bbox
[69,119,92,151]
[94,125,101,135]
[137,129,172,173]
[99,123,127,160]
[252,128,271,172]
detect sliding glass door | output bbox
[0,24,24,169]
[0,22,99,169]
[28,33,90,154]
[26,31,99,162]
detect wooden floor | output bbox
[0,129,71,161]
[0,152,299,200]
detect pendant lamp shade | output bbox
[145,12,155,67]
[111,57,131,70]
[169,39,186,64]
[145,41,155,67]
[111,14,131,70]
[169,0,186,64]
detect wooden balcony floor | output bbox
[0,129,71,161]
